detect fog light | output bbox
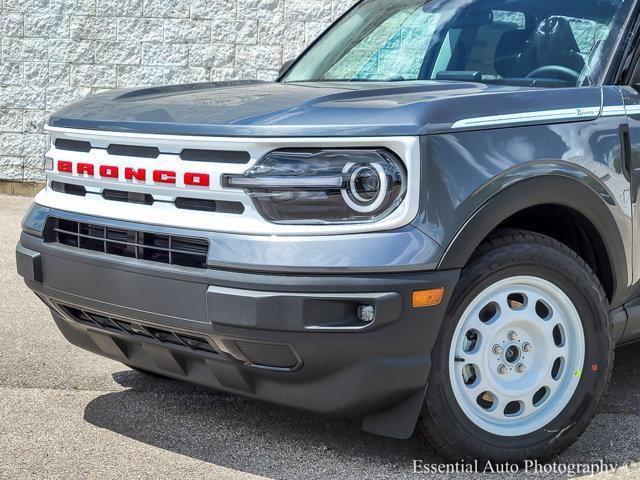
[412,288,445,308]
[357,304,375,324]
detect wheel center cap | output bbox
[504,344,521,364]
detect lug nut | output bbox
[522,342,532,353]
[497,364,507,375]
[516,363,526,373]
[492,345,502,355]
[507,330,518,341]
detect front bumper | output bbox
[16,206,459,439]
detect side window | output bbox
[325,9,440,81]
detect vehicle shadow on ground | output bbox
[83,372,428,479]
[83,344,640,479]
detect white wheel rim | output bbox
[448,276,585,437]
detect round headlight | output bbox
[351,165,380,202]
[223,148,406,224]
[343,163,388,213]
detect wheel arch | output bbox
[438,173,629,308]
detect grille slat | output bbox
[174,197,245,214]
[51,181,87,196]
[102,189,154,205]
[55,138,92,152]
[180,149,251,164]
[46,218,209,269]
[107,144,160,158]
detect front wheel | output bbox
[418,229,613,463]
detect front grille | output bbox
[45,218,209,269]
[60,304,218,355]
[107,144,160,158]
[180,149,251,164]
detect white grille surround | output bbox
[38,126,421,236]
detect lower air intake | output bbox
[44,217,209,269]
[234,340,300,370]
[59,304,218,355]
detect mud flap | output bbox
[361,386,427,439]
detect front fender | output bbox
[437,167,629,307]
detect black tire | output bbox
[418,229,613,463]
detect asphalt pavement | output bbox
[1,194,640,480]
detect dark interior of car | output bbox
[422,0,624,86]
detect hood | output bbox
[49,80,603,137]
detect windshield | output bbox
[282,0,634,87]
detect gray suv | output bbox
[15,0,640,463]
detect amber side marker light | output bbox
[413,288,445,308]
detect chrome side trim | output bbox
[602,105,627,117]
[624,104,640,116]
[450,106,602,129]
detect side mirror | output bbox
[279,59,295,77]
